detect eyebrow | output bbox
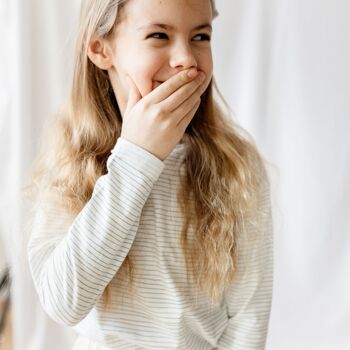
[137,23,213,32]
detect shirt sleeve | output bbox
[27,137,165,327]
[216,178,274,350]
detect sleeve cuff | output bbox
[109,137,165,181]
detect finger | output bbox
[172,84,202,124]
[177,99,201,131]
[142,68,199,105]
[161,73,205,112]
[124,75,142,115]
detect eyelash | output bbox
[147,32,211,42]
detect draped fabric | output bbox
[212,1,350,349]
[0,1,79,349]
[0,0,349,349]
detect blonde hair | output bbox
[23,0,269,307]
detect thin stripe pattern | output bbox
[27,137,274,350]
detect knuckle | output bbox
[163,119,172,130]
[158,119,171,133]
[140,100,150,111]
[152,105,165,119]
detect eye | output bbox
[147,32,169,40]
[147,32,211,41]
[193,34,211,42]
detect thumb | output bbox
[125,75,142,114]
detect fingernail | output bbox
[187,68,198,78]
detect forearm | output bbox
[28,137,165,326]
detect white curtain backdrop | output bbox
[0,1,79,349]
[0,0,349,349]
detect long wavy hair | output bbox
[23,0,270,307]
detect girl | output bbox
[24,0,273,349]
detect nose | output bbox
[169,41,198,71]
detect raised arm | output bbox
[27,137,165,327]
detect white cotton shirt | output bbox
[27,137,274,350]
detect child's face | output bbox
[108,0,214,117]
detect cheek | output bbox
[120,52,161,97]
[195,49,213,88]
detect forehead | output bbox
[122,0,213,28]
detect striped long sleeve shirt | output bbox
[27,137,274,350]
